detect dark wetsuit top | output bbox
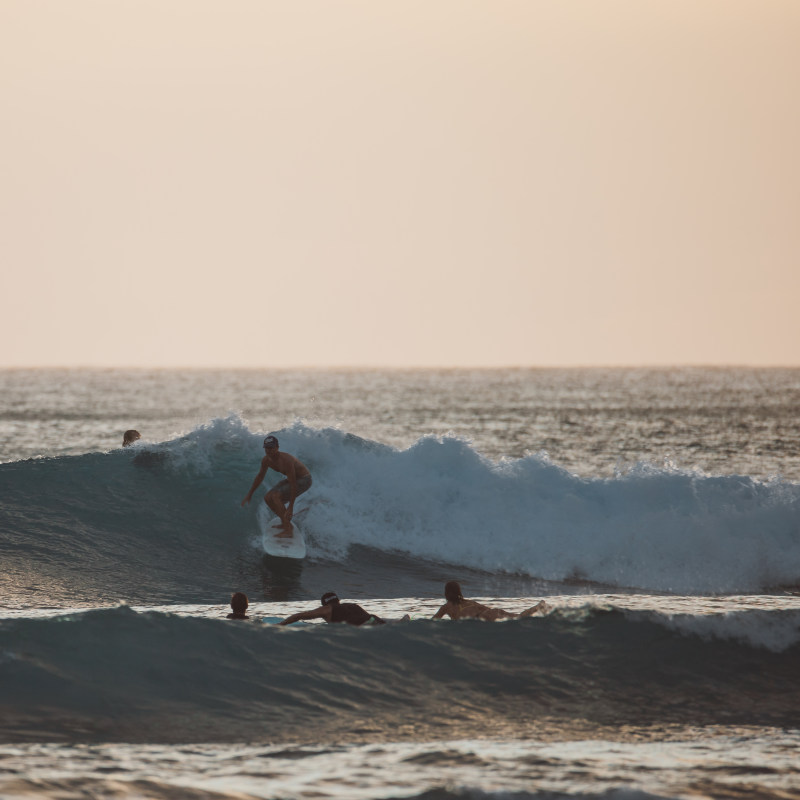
[330,602,385,626]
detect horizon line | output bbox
[1,363,799,371]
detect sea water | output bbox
[1,367,800,799]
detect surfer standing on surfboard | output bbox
[241,435,312,533]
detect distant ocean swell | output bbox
[1,605,799,743]
[2,417,799,601]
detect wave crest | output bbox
[2,416,799,602]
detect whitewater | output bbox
[3,416,800,607]
[2,367,800,800]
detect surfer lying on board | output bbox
[432,581,548,621]
[279,592,386,626]
[241,435,312,535]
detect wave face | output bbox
[1,605,798,743]
[2,416,800,604]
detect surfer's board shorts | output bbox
[271,474,312,502]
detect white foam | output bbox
[644,609,800,652]
[300,428,800,594]
[170,418,800,595]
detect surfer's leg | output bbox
[519,600,549,617]
[266,492,294,536]
[264,489,289,523]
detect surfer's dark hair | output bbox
[444,581,464,604]
[230,592,249,614]
[122,429,141,447]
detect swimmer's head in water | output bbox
[263,435,279,450]
[444,581,464,604]
[123,429,141,447]
[321,592,339,607]
[230,592,249,615]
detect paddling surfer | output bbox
[432,581,548,620]
[279,592,385,626]
[241,435,312,534]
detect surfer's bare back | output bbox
[241,435,312,531]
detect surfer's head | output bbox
[230,592,249,616]
[263,435,279,451]
[122,429,141,447]
[321,592,340,607]
[444,581,464,604]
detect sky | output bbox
[1,1,798,368]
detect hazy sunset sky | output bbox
[2,1,798,368]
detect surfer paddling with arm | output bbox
[432,581,548,621]
[279,592,385,626]
[241,435,312,535]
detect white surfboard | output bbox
[257,502,307,559]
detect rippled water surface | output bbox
[2,367,799,800]
[3,731,800,800]
[2,367,799,479]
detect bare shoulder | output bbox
[433,602,451,619]
[307,604,331,621]
[444,601,463,620]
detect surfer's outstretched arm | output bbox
[241,459,268,506]
[279,605,331,625]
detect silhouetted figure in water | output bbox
[432,581,548,620]
[227,592,250,620]
[122,429,141,447]
[279,592,385,626]
[123,430,165,467]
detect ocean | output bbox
[1,367,799,800]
